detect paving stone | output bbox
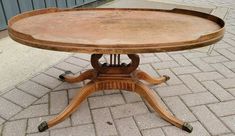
[31,74,62,89]
[92,108,117,136]
[54,61,83,74]
[155,84,191,97]
[122,90,142,103]
[193,71,224,81]
[221,134,235,136]
[0,117,5,125]
[134,113,169,130]
[224,38,235,46]
[224,61,235,69]
[211,63,235,78]
[65,56,90,67]
[3,88,37,108]
[172,66,201,75]
[232,68,235,73]
[13,104,48,119]
[156,53,173,61]
[217,78,235,88]
[170,54,192,66]
[183,52,208,59]
[162,121,210,136]
[50,91,68,114]
[115,117,141,136]
[111,102,149,119]
[141,53,155,58]
[202,81,234,101]
[0,125,2,136]
[158,69,182,85]
[142,128,165,136]
[180,92,219,107]
[144,89,170,113]
[27,115,71,133]
[71,100,92,125]
[89,90,104,97]
[202,56,229,63]
[227,88,235,96]
[208,100,235,116]
[54,81,83,91]
[104,89,120,95]
[140,56,161,64]
[163,96,197,122]
[50,124,95,136]
[43,67,64,78]
[33,94,48,105]
[89,93,125,109]
[140,64,159,77]
[217,49,235,60]
[152,61,179,69]
[68,88,81,99]
[212,6,228,18]
[73,53,90,61]
[26,132,49,136]
[0,97,22,119]
[2,119,27,136]
[189,58,215,72]
[179,75,207,93]
[168,50,189,55]
[17,80,50,97]
[191,105,230,135]
[214,42,232,49]
[221,115,235,133]
[194,46,211,53]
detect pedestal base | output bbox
[38,54,193,133]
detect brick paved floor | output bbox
[1,0,235,136]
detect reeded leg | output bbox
[38,82,96,132]
[133,70,170,85]
[134,82,193,133]
[59,69,96,83]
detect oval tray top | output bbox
[8,8,225,54]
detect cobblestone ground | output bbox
[1,1,235,136]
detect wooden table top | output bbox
[8,8,225,54]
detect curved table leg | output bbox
[134,82,193,133]
[38,82,96,132]
[133,70,170,85]
[59,69,96,83]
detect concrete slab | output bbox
[0,37,71,93]
[101,0,213,13]
[148,0,216,9]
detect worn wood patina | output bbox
[8,8,225,133]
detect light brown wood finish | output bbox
[134,81,184,128]
[47,82,96,128]
[43,69,183,131]
[8,8,224,54]
[38,54,193,133]
[133,70,170,85]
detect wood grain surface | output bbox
[8,8,225,54]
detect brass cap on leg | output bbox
[38,121,48,132]
[182,122,193,133]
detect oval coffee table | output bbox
[8,8,225,133]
